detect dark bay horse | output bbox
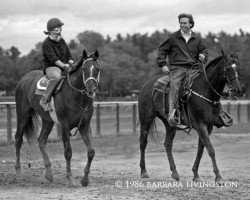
[138,51,242,183]
[15,50,100,187]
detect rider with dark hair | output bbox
[40,18,74,111]
[157,13,232,128]
[156,13,207,126]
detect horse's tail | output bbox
[23,111,40,144]
[148,118,159,143]
[15,74,40,144]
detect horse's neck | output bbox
[195,65,225,100]
[66,69,87,101]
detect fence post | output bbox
[116,103,121,136]
[132,103,137,133]
[237,103,241,124]
[6,104,12,144]
[248,103,250,123]
[96,104,101,136]
[227,103,231,114]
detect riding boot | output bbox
[40,78,61,111]
[168,89,180,127]
[214,103,233,128]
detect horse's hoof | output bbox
[215,177,225,186]
[192,177,201,183]
[67,178,77,188]
[171,171,180,181]
[15,168,21,175]
[81,177,89,187]
[141,172,149,178]
[45,171,53,182]
[15,165,21,174]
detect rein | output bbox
[190,59,237,105]
[66,72,92,136]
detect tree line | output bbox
[0,29,249,98]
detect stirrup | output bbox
[219,109,233,127]
[39,98,53,112]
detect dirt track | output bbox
[0,129,250,200]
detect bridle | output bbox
[66,57,100,136]
[67,58,100,98]
[190,55,240,104]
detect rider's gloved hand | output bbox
[63,63,71,70]
[162,65,170,75]
[199,54,206,63]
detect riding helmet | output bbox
[46,18,64,32]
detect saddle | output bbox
[152,70,201,131]
[35,76,65,95]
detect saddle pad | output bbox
[35,76,64,95]
[37,76,49,90]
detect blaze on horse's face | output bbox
[222,52,242,97]
[82,50,100,98]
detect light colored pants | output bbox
[45,67,62,80]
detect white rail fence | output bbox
[0,100,249,144]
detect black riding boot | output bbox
[214,103,233,128]
[168,89,180,127]
[40,78,60,111]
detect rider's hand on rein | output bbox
[162,65,170,75]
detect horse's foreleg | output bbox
[196,124,223,183]
[164,124,179,180]
[80,125,95,187]
[60,124,74,185]
[38,120,54,182]
[192,138,204,182]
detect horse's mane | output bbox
[69,56,84,74]
[205,55,224,71]
[69,52,98,74]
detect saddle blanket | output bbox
[35,76,64,95]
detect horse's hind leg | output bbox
[139,111,155,178]
[15,100,32,174]
[79,124,95,187]
[38,119,54,182]
[164,122,179,180]
[15,120,27,174]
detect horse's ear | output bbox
[234,49,239,58]
[82,49,88,59]
[221,48,226,57]
[94,50,99,59]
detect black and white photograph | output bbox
[0,0,249,199]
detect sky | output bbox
[0,0,250,55]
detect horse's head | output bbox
[81,50,100,98]
[220,50,242,97]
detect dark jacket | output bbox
[156,30,208,68]
[42,37,73,73]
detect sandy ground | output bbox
[0,129,250,200]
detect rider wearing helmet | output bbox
[40,18,74,111]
